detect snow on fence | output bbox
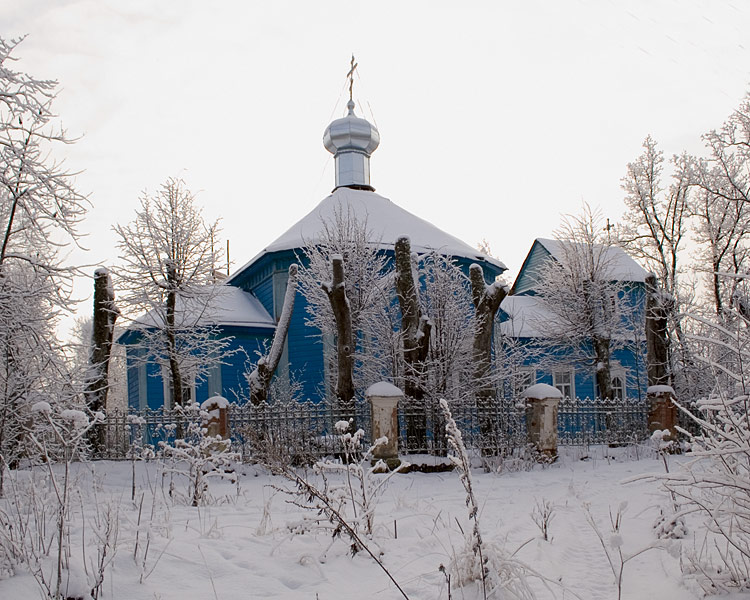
[94,396,649,460]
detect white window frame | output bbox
[594,365,627,400]
[553,368,575,399]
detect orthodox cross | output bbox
[604,218,615,242]
[346,54,358,101]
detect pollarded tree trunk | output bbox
[645,274,671,387]
[394,237,431,448]
[469,263,507,451]
[250,264,298,405]
[469,263,507,401]
[86,268,119,454]
[323,255,355,420]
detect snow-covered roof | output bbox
[536,238,647,283]
[229,187,505,282]
[498,295,555,338]
[133,286,275,330]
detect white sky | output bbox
[3,0,750,339]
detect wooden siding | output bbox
[512,240,550,295]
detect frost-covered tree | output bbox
[658,299,750,593]
[619,135,690,305]
[0,36,88,482]
[421,251,476,403]
[618,136,690,386]
[534,205,633,400]
[689,93,750,319]
[297,205,391,400]
[114,178,230,408]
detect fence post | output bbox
[522,383,562,459]
[647,385,677,438]
[201,395,230,438]
[366,382,402,463]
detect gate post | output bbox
[201,395,230,438]
[366,382,402,462]
[647,385,677,438]
[522,383,562,459]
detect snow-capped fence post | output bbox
[201,395,229,439]
[522,384,562,459]
[366,382,402,463]
[647,385,677,438]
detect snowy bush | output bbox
[158,410,239,507]
[440,399,536,600]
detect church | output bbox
[123,89,505,411]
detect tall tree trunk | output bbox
[86,268,119,454]
[469,264,507,401]
[323,255,355,420]
[645,274,671,387]
[394,237,431,448]
[250,264,298,405]
[165,260,184,409]
[593,336,614,400]
[469,263,507,451]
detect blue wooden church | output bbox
[498,238,649,401]
[123,97,506,410]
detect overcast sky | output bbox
[3,0,750,338]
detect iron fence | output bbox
[95,395,650,461]
[557,397,648,445]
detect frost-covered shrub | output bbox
[440,399,536,600]
[158,412,239,507]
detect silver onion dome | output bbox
[323,99,380,191]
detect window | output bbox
[162,364,195,409]
[594,366,627,400]
[612,375,625,400]
[553,369,574,398]
[516,367,536,393]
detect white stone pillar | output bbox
[522,383,563,459]
[366,382,402,461]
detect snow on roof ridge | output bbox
[229,187,505,283]
[535,237,647,282]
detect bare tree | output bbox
[618,135,691,386]
[619,135,690,303]
[297,204,391,399]
[689,93,750,319]
[421,251,476,403]
[114,178,229,409]
[534,205,634,399]
[0,36,88,481]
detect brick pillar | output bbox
[647,385,677,437]
[522,383,562,459]
[201,395,229,438]
[366,382,402,463]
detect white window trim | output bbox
[611,366,627,400]
[553,368,575,399]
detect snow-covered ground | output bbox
[0,446,736,599]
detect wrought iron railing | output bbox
[94,395,650,461]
